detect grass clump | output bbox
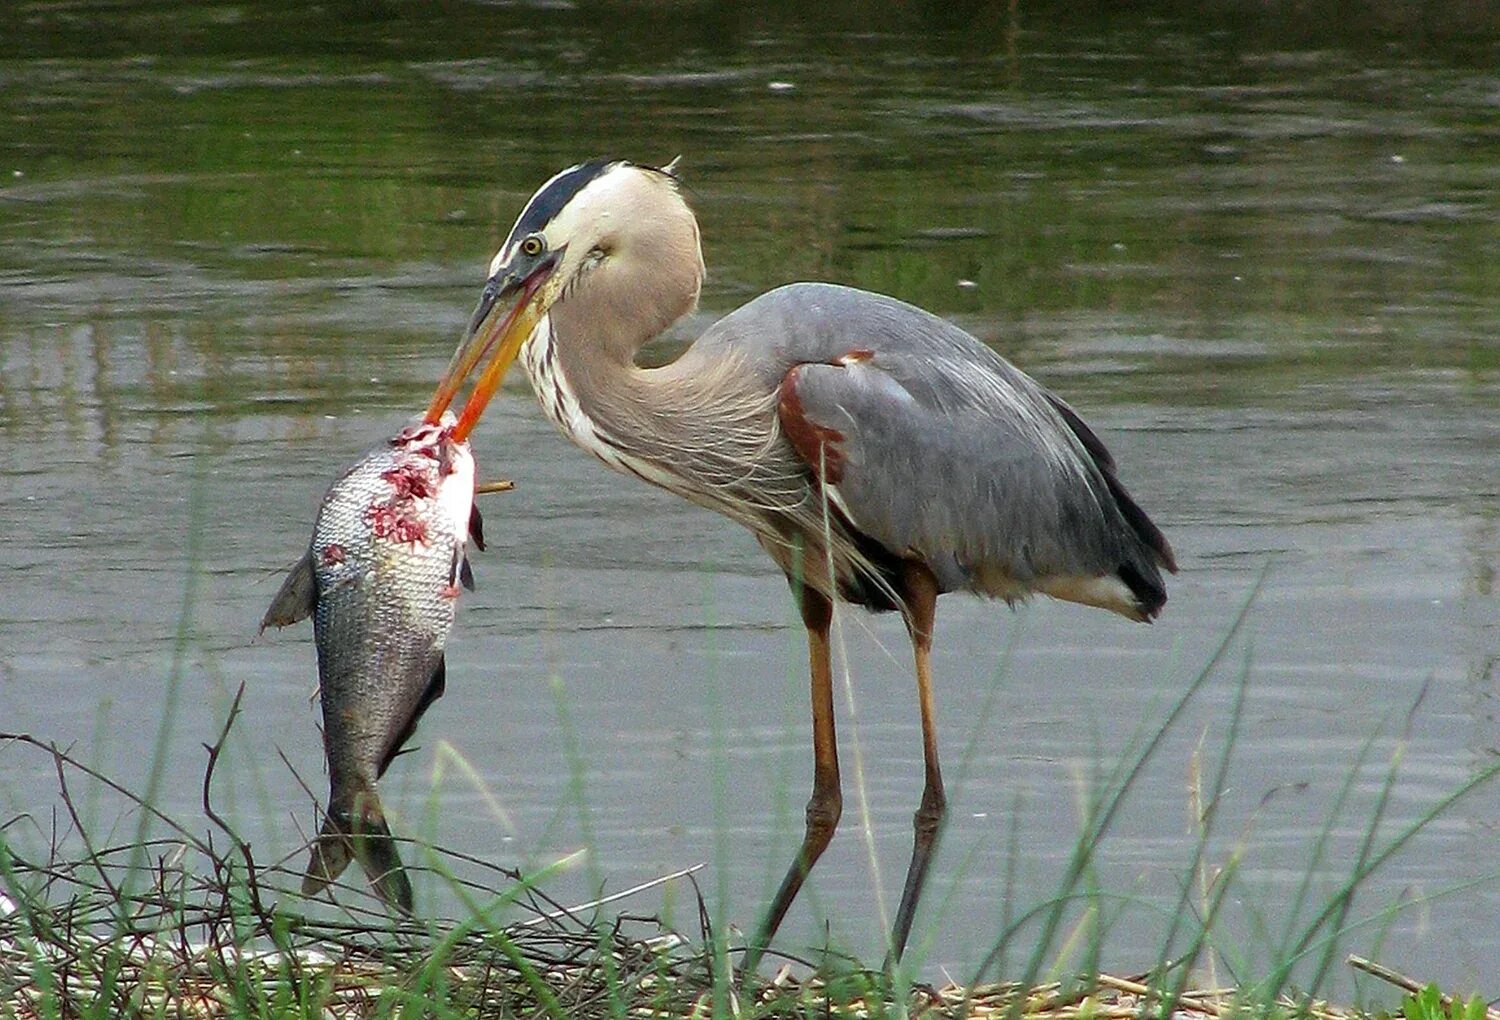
[1398,982,1492,1020]
[0,813,1377,1020]
[3,703,1495,1019]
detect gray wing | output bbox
[753,284,1172,614]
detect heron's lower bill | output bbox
[261,415,484,912]
[450,294,546,442]
[426,257,558,441]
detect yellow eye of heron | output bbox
[520,234,545,257]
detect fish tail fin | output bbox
[301,789,414,914]
[301,815,353,897]
[350,798,414,914]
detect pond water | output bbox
[1,0,1497,997]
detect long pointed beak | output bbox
[425,253,558,442]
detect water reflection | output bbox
[1,0,1497,993]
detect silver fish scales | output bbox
[263,414,482,912]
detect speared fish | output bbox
[262,412,484,912]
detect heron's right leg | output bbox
[888,562,946,963]
[746,584,840,970]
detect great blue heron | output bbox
[425,159,1177,964]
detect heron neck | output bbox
[530,313,786,506]
[531,306,874,602]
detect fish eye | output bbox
[520,234,545,257]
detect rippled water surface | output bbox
[1,0,1497,995]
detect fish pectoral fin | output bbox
[460,556,476,591]
[468,502,485,550]
[376,658,448,779]
[262,551,317,632]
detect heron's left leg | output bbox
[889,561,946,961]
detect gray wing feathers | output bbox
[749,284,1170,606]
[788,357,1127,593]
[1042,392,1177,574]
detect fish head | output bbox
[383,412,476,543]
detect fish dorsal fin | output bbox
[468,503,486,551]
[261,551,317,632]
[377,657,448,778]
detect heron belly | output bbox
[1034,572,1144,621]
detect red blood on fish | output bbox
[381,464,436,500]
[390,423,447,462]
[364,458,441,544]
[365,502,429,544]
[321,543,347,566]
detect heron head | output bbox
[427,159,703,440]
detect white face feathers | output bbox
[488,161,698,292]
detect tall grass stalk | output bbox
[125,444,211,884]
[1138,638,1256,1006]
[544,670,603,899]
[968,568,1267,1012]
[1257,751,1500,1002]
[698,573,739,1016]
[829,601,891,952]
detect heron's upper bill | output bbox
[426,255,559,443]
